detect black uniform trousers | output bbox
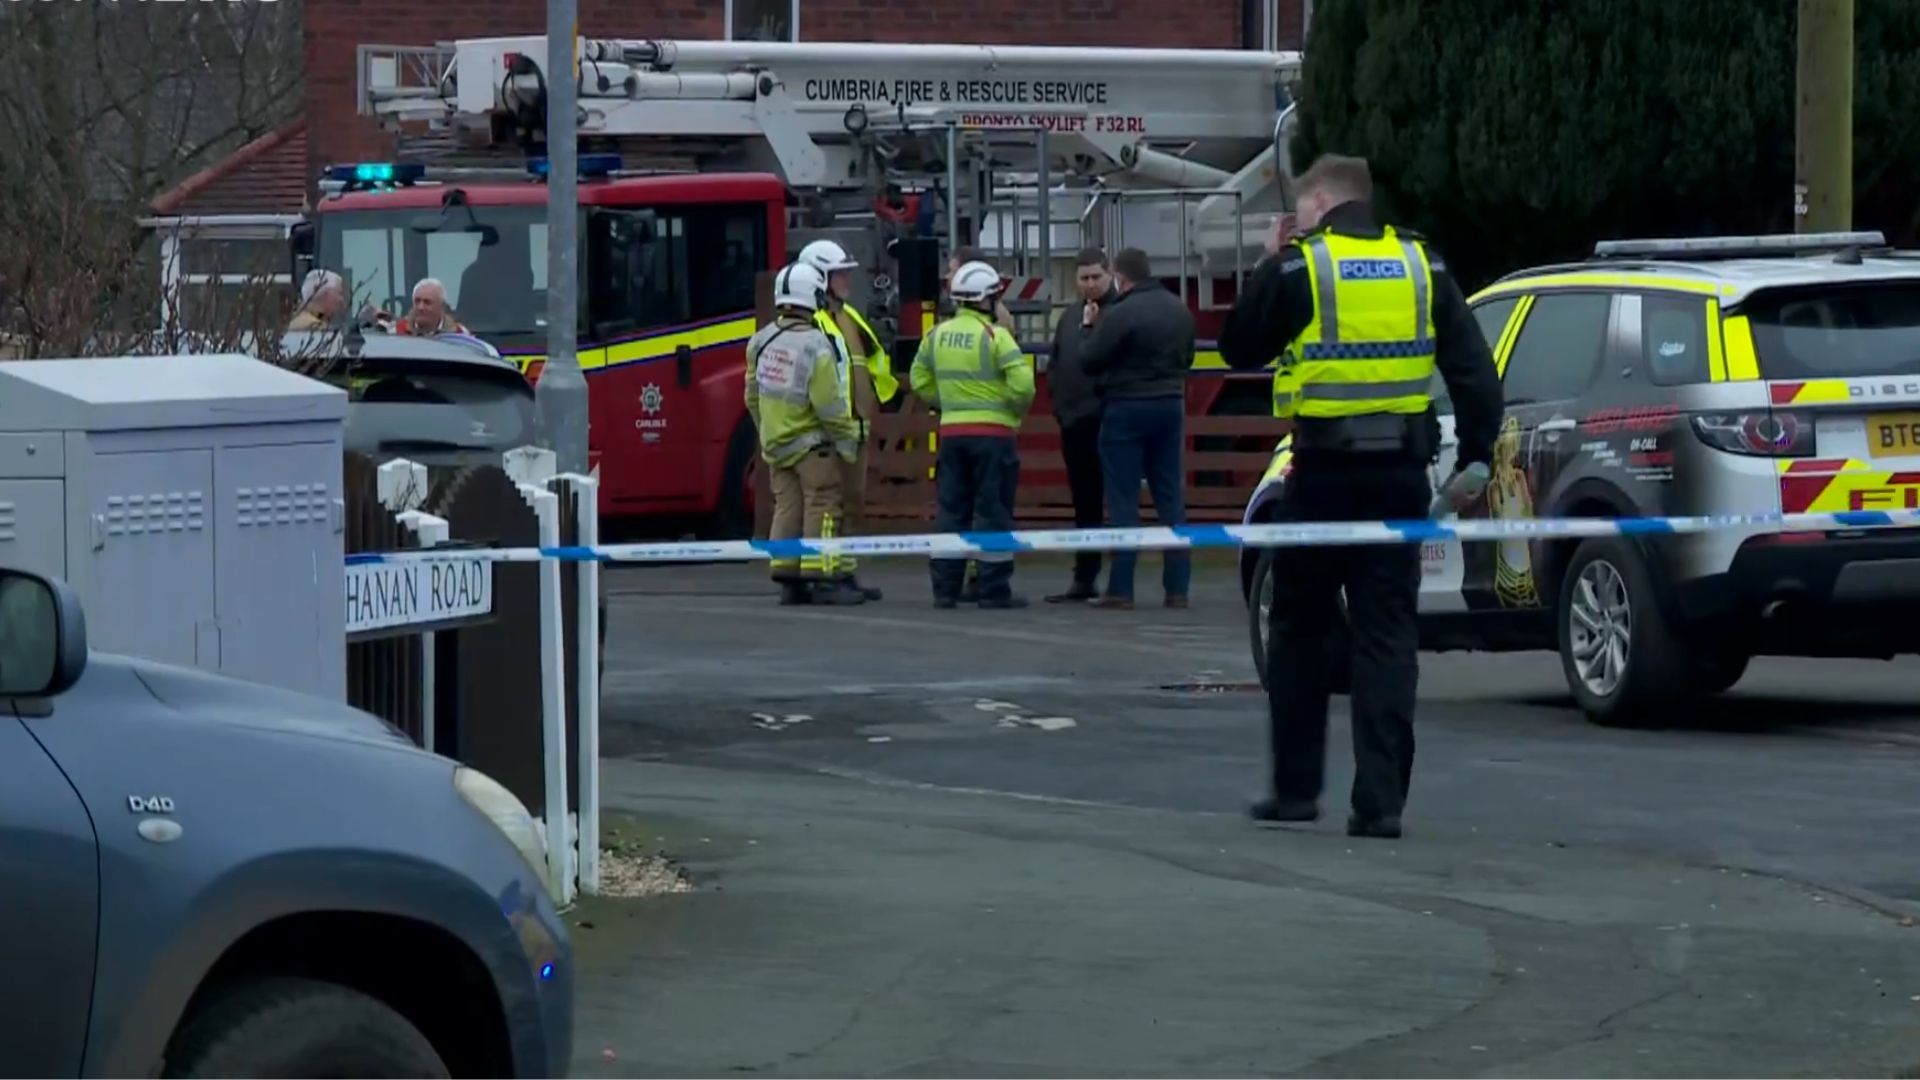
[1060,413,1105,588]
[1266,455,1430,822]
[931,433,1020,602]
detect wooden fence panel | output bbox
[429,465,550,813]
[866,411,1290,529]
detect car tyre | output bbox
[163,976,448,1079]
[707,418,758,539]
[1557,538,1689,726]
[1249,548,1352,696]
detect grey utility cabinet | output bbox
[0,354,348,701]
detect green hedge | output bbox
[1293,0,1920,293]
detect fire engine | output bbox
[310,37,1303,532]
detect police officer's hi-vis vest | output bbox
[816,306,901,404]
[1271,346,1302,418]
[1286,226,1437,419]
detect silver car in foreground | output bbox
[0,565,573,1077]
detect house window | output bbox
[1242,0,1278,50]
[157,227,296,339]
[726,0,798,42]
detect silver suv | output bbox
[1,565,573,1076]
[1242,231,1920,724]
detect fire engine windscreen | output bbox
[318,207,546,337]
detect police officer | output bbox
[797,239,900,601]
[910,259,1036,609]
[1219,154,1501,839]
[744,262,867,606]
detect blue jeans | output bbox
[1099,396,1190,600]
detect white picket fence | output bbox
[347,447,601,906]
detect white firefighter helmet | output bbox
[798,239,859,273]
[773,262,827,312]
[949,260,1005,304]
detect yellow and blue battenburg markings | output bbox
[347,509,1920,568]
[504,311,759,375]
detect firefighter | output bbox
[944,246,1017,603]
[797,239,900,602]
[910,260,1035,609]
[744,262,867,606]
[1219,154,1502,839]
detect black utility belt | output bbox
[1290,414,1423,454]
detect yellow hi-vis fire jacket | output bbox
[908,308,1034,431]
[744,316,860,468]
[815,305,901,405]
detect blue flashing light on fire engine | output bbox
[324,162,426,188]
[525,153,623,180]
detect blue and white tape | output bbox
[344,509,1920,567]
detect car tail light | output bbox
[1689,410,1815,457]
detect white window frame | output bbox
[141,215,301,331]
[723,0,800,42]
[1244,0,1274,51]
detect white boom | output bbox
[358,37,1303,311]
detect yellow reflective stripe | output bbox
[1786,378,1854,403]
[1721,313,1760,381]
[601,316,758,370]
[1471,272,1721,303]
[1260,439,1293,484]
[1494,295,1534,378]
[513,316,758,374]
[1704,300,1728,382]
[1295,396,1430,417]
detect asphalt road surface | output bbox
[576,557,1920,1078]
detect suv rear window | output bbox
[1743,282,1920,379]
[341,363,536,453]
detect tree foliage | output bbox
[0,1,302,358]
[1294,0,1920,292]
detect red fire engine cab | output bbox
[304,158,784,533]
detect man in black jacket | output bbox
[1045,247,1118,602]
[1080,246,1196,609]
[1219,153,1502,840]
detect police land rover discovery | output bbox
[1241,231,1920,725]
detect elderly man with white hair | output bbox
[287,269,346,331]
[396,277,467,337]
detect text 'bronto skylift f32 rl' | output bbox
[301,35,1302,534]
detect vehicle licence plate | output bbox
[1867,411,1920,458]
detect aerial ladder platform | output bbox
[356,36,1303,328]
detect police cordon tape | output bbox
[344,509,1920,567]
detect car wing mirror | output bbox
[0,568,88,701]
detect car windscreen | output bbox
[1743,281,1920,379]
[341,364,536,453]
[316,206,549,337]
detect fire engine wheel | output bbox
[1248,549,1352,696]
[709,419,758,539]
